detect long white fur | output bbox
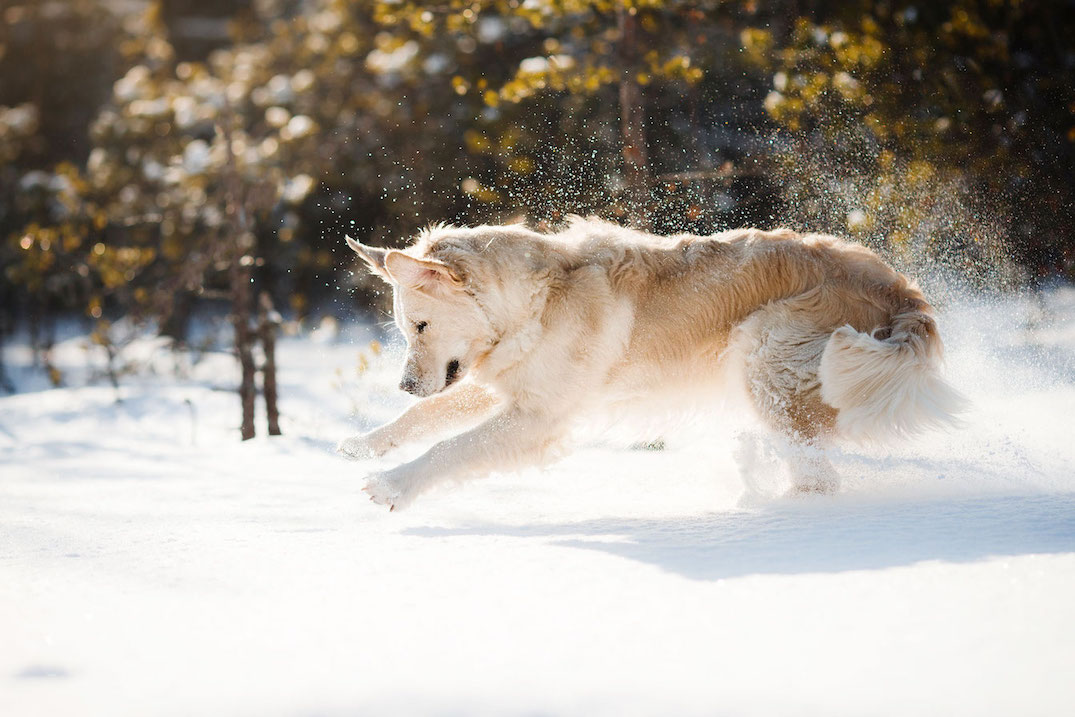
[819,324,968,442]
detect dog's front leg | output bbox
[362,407,564,511]
[337,382,499,459]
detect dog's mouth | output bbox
[444,359,462,388]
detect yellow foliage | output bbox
[740,27,774,67]
[507,156,535,174]
[464,129,493,154]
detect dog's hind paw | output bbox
[786,450,841,495]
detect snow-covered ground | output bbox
[2,289,1075,716]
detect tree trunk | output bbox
[618,7,650,227]
[230,247,256,441]
[28,291,42,369]
[221,109,257,441]
[39,300,61,387]
[258,291,281,436]
[0,314,13,393]
[160,290,193,345]
[102,335,122,403]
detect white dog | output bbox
[338,217,965,510]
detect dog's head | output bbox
[346,235,494,397]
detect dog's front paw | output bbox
[336,432,394,460]
[362,470,418,512]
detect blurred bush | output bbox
[750,2,1075,284]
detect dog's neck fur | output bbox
[466,273,551,383]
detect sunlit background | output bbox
[3,1,1074,373]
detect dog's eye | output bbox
[415,321,427,334]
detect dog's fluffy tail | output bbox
[819,309,968,441]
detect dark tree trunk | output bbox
[221,109,258,441]
[0,311,13,393]
[32,296,62,387]
[160,290,193,345]
[618,7,650,227]
[230,249,257,441]
[101,335,122,402]
[28,291,42,369]
[258,291,281,436]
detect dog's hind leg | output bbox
[337,381,499,459]
[735,304,840,494]
[783,440,840,494]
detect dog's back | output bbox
[532,220,965,444]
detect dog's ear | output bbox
[344,235,392,282]
[384,251,463,293]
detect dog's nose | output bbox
[399,375,420,394]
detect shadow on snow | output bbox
[405,492,1075,581]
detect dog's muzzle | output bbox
[399,374,420,395]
